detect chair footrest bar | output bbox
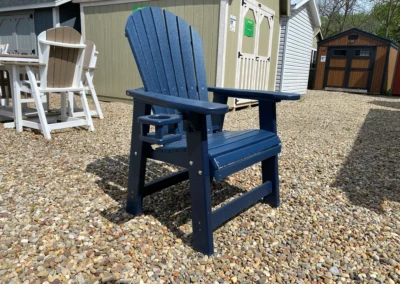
[142,169,189,197]
[211,181,272,230]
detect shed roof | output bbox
[319,28,399,49]
[0,0,70,12]
[291,0,321,28]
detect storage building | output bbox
[314,28,399,94]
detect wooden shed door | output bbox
[324,47,376,90]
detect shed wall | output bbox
[370,46,387,94]
[279,4,313,94]
[386,46,398,92]
[83,0,220,101]
[34,8,53,36]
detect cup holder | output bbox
[137,114,182,145]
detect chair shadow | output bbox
[369,100,400,110]
[86,155,247,247]
[332,108,400,212]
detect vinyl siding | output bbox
[275,17,287,91]
[84,0,220,102]
[280,4,313,94]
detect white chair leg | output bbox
[86,72,104,119]
[80,90,94,132]
[60,92,67,121]
[26,67,51,139]
[67,92,74,117]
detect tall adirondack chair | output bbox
[0,44,10,107]
[68,40,104,119]
[21,27,94,139]
[125,7,300,255]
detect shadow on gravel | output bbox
[370,100,400,110]
[86,155,246,247]
[333,108,400,212]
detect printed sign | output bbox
[321,55,326,62]
[229,15,236,32]
[244,18,255,37]
[132,5,149,13]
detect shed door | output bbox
[0,13,36,55]
[235,0,275,105]
[324,47,375,90]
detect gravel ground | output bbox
[0,90,399,284]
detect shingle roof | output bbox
[0,0,56,9]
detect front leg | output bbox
[126,101,151,216]
[259,101,280,207]
[185,112,214,255]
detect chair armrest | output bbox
[208,87,300,102]
[126,88,229,115]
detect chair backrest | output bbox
[0,44,9,54]
[82,40,98,83]
[37,27,86,89]
[125,7,212,133]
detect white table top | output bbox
[0,54,39,63]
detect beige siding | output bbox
[84,0,220,101]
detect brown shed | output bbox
[313,28,399,94]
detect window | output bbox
[355,50,370,57]
[348,34,359,40]
[333,50,347,56]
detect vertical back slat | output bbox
[46,29,56,88]
[66,31,81,87]
[164,11,188,99]
[191,28,212,132]
[152,8,178,97]
[177,18,198,100]
[141,8,175,116]
[130,11,168,115]
[59,28,71,87]
[53,28,64,88]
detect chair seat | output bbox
[157,129,281,171]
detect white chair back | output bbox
[37,27,86,90]
[0,44,9,54]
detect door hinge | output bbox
[256,56,259,61]
[32,49,35,54]
[242,0,245,6]
[238,51,243,58]
[267,57,270,62]
[29,14,33,19]
[235,98,239,104]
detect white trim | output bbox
[79,0,146,8]
[80,4,86,40]
[0,0,71,13]
[273,21,281,91]
[52,6,60,27]
[279,17,290,92]
[292,0,321,28]
[216,0,229,87]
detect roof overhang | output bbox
[0,0,71,13]
[292,0,321,28]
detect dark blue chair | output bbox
[125,7,300,255]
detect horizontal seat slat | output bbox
[209,131,276,157]
[159,130,259,151]
[213,136,281,168]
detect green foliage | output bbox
[318,0,400,44]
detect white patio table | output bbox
[0,54,40,131]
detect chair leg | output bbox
[86,72,104,119]
[126,101,150,216]
[67,92,74,117]
[60,92,67,121]
[186,113,214,255]
[79,90,94,132]
[26,67,51,139]
[262,155,280,208]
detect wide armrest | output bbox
[127,88,229,115]
[208,87,300,101]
